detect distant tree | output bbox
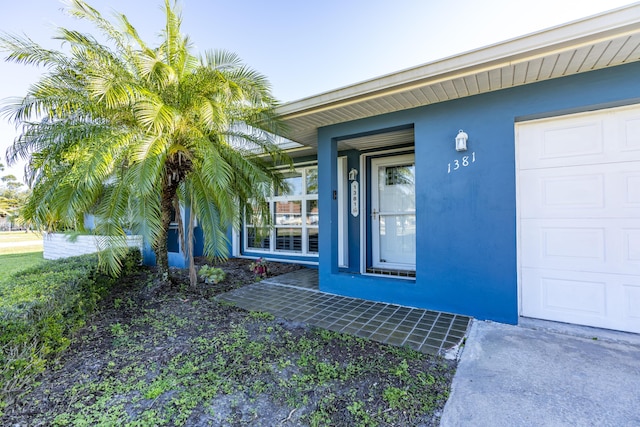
[1,0,288,284]
[1,174,22,190]
[0,163,28,229]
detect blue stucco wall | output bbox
[317,61,640,324]
[142,205,221,268]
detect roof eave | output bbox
[277,2,640,121]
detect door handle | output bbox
[372,209,378,220]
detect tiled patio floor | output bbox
[218,269,471,355]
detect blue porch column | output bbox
[317,130,338,285]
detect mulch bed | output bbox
[2,258,455,426]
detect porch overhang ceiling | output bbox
[277,3,640,148]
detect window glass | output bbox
[275,201,302,225]
[275,228,302,252]
[245,204,266,226]
[247,227,270,250]
[244,165,318,257]
[306,200,319,226]
[279,172,302,196]
[306,168,318,194]
[307,228,319,253]
[384,164,414,186]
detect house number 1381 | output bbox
[448,152,476,173]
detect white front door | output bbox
[517,104,640,333]
[371,154,416,270]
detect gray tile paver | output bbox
[218,268,471,355]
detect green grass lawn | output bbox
[0,231,42,244]
[0,232,46,282]
[0,244,43,255]
[0,231,43,255]
[0,252,46,284]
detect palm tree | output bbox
[1,0,288,284]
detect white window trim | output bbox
[337,156,349,268]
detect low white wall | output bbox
[43,233,143,260]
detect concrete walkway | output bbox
[440,320,640,427]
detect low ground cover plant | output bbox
[0,248,141,414]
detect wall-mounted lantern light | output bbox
[455,129,468,152]
[349,168,358,181]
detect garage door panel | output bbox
[626,229,640,265]
[626,173,640,206]
[521,219,638,275]
[517,104,640,334]
[518,118,604,169]
[618,109,640,152]
[520,221,605,267]
[624,284,640,319]
[540,122,603,159]
[518,105,640,170]
[521,268,640,333]
[519,162,640,218]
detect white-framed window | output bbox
[244,165,319,256]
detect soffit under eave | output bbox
[280,29,640,148]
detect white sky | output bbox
[0,0,636,179]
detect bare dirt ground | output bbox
[3,258,456,426]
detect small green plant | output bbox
[198,265,226,284]
[392,359,410,380]
[383,386,411,410]
[249,257,268,278]
[347,400,375,426]
[249,311,274,321]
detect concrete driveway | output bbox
[440,320,640,427]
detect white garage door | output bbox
[517,104,640,333]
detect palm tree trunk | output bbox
[155,179,178,282]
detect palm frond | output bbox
[187,174,228,259]
[134,97,177,133]
[201,49,242,71]
[0,32,68,68]
[130,189,163,250]
[93,181,132,276]
[64,0,130,54]
[3,0,288,281]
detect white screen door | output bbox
[371,154,416,270]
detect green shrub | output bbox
[198,265,226,284]
[0,248,141,415]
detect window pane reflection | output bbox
[306,200,319,225]
[247,227,270,250]
[279,172,302,196]
[306,168,318,194]
[275,201,302,225]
